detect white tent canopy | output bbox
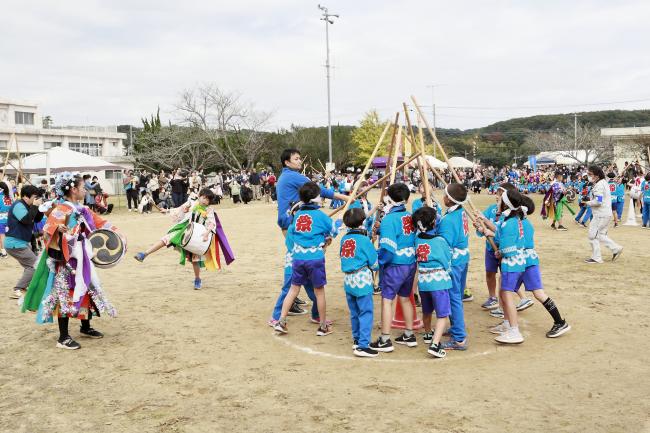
[424,155,447,169]
[6,147,124,174]
[448,156,474,168]
[524,150,595,167]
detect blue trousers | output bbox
[642,203,650,226]
[575,205,592,224]
[345,293,374,349]
[449,264,468,342]
[614,201,624,219]
[272,266,317,321]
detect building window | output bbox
[15,111,35,125]
[105,169,123,180]
[44,142,61,149]
[0,141,7,150]
[69,142,102,157]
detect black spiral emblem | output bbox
[89,229,125,268]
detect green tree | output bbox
[351,110,392,165]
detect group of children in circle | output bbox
[273,179,571,358]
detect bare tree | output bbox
[525,125,616,165]
[174,84,273,170]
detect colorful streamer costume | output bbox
[162,201,235,270]
[22,201,119,323]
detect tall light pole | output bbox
[319,4,338,166]
[573,112,581,149]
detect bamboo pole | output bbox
[339,121,391,216]
[411,95,497,250]
[1,133,15,180]
[389,126,402,184]
[329,151,421,218]
[416,111,432,207]
[403,103,431,208]
[378,113,400,206]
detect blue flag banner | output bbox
[528,155,537,172]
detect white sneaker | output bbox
[516,298,534,311]
[494,328,524,344]
[10,289,22,299]
[490,321,510,335]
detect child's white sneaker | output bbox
[490,321,510,335]
[494,327,524,344]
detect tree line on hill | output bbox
[124,83,650,172]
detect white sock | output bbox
[503,320,510,328]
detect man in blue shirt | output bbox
[269,149,349,324]
[6,185,44,299]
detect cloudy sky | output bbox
[3,0,650,130]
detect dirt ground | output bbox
[1,192,648,433]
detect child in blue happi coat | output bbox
[412,206,452,359]
[340,208,379,358]
[275,182,340,337]
[489,189,527,344]
[502,196,570,339]
[369,183,417,353]
[436,183,470,351]
[607,173,625,227]
[641,173,650,228]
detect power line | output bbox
[427,97,650,110]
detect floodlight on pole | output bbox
[318,4,339,166]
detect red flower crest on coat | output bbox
[295,214,313,232]
[340,239,356,258]
[416,243,430,262]
[402,215,414,235]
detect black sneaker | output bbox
[56,337,81,350]
[612,248,623,262]
[546,321,571,338]
[352,339,359,349]
[550,223,556,230]
[414,293,421,307]
[373,286,381,295]
[557,225,568,231]
[288,303,307,316]
[427,342,446,358]
[353,347,379,358]
[294,297,307,306]
[422,332,433,345]
[395,333,418,347]
[80,327,104,338]
[462,291,474,302]
[369,338,394,353]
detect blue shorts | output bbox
[380,263,416,300]
[291,259,327,288]
[500,271,524,292]
[420,290,451,318]
[0,222,6,234]
[485,249,499,273]
[516,265,543,291]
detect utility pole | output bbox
[318,5,339,167]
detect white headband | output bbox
[501,191,517,211]
[445,185,466,205]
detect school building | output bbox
[0,98,134,194]
[600,126,650,170]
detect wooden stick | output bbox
[378,113,400,206]
[339,121,391,217]
[329,151,421,217]
[318,159,327,173]
[1,133,15,180]
[416,111,432,207]
[403,104,431,207]
[389,126,401,184]
[411,95,497,250]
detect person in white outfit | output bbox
[583,165,623,264]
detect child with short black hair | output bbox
[369,183,417,353]
[437,183,470,351]
[340,208,379,357]
[412,206,452,358]
[275,182,339,336]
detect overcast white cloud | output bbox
[2,0,650,130]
